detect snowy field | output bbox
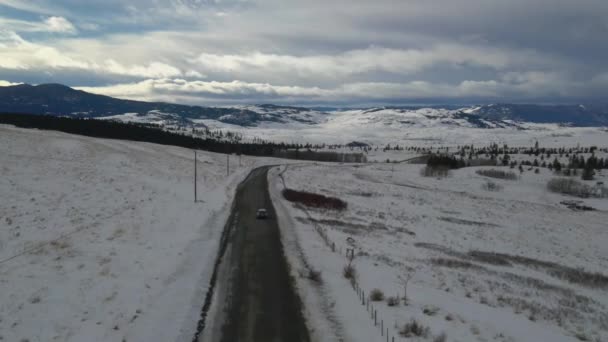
[200,116,608,149]
[0,125,277,342]
[269,161,608,342]
[2,122,607,342]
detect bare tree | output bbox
[397,266,419,305]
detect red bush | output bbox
[282,189,347,211]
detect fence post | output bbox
[194,150,197,203]
[332,242,335,252]
[381,320,384,336]
[374,310,377,326]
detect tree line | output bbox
[0,114,357,162]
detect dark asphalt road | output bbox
[201,166,310,342]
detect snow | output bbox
[200,109,608,148]
[269,160,608,342]
[0,125,276,342]
[98,111,181,126]
[97,105,608,148]
[2,120,607,342]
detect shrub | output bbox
[306,268,322,284]
[386,296,400,307]
[282,189,347,210]
[470,325,480,335]
[582,166,595,180]
[427,154,466,169]
[430,258,483,270]
[422,305,440,316]
[482,181,503,192]
[434,332,447,342]
[476,169,518,180]
[343,264,357,280]
[399,319,430,338]
[548,267,608,289]
[547,178,591,198]
[468,251,512,266]
[421,166,449,178]
[369,288,385,301]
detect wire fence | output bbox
[277,165,401,342]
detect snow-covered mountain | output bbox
[2,84,608,135]
[328,107,524,129]
[0,84,330,127]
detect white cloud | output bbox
[191,45,559,81]
[1,0,607,104]
[76,79,326,102]
[0,31,183,78]
[0,31,88,69]
[75,77,599,105]
[44,16,77,34]
[185,70,206,78]
[0,80,22,87]
[0,0,57,15]
[0,16,77,34]
[102,59,182,78]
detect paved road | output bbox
[198,166,310,342]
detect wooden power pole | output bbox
[194,150,197,203]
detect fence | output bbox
[277,165,401,342]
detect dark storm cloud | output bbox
[0,0,607,105]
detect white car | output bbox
[256,208,268,219]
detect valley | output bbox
[1,85,607,342]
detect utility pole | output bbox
[194,150,197,203]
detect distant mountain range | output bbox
[1,83,608,129]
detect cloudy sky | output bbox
[0,0,607,106]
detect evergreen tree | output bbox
[582,164,595,180]
[552,158,562,172]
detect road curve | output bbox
[197,166,310,342]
